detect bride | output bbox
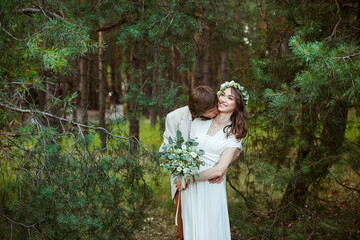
[180,81,248,240]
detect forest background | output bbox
[0,0,359,239]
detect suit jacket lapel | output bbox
[180,108,190,140]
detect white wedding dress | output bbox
[181,118,242,240]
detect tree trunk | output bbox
[220,48,230,82]
[260,0,267,31]
[45,72,54,106]
[281,103,314,214]
[203,40,211,86]
[171,46,178,84]
[98,27,106,148]
[76,57,88,125]
[43,68,59,127]
[151,51,161,127]
[281,102,349,218]
[110,37,121,105]
[194,32,204,87]
[357,0,360,40]
[194,55,203,87]
[128,42,140,145]
[322,101,348,155]
[211,50,218,86]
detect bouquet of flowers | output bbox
[156,130,205,187]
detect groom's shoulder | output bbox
[167,106,189,117]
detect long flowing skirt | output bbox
[181,178,231,240]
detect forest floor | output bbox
[134,207,176,239]
[134,205,244,239]
[87,104,124,124]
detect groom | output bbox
[161,86,234,240]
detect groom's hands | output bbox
[209,149,240,184]
[208,163,227,184]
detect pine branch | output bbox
[16,7,75,26]
[226,178,247,202]
[333,53,360,59]
[326,0,342,39]
[343,3,358,9]
[353,167,360,177]
[0,102,139,144]
[327,19,341,39]
[96,18,127,32]
[333,177,360,193]
[0,21,24,41]
[0,132,34,137]
[0,212,42,229]
[261,202,290,240]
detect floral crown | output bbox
[217,80,249,105]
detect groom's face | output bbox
[201,107,219,119]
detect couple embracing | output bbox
[161,81,248,240]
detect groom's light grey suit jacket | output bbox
[160,106,191,200]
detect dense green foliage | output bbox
[0,124,151,239]
[227,0,360,238]
[0,1,152,238]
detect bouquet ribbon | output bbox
[175,190,180,226]
[175,178,186,226]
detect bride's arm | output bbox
[192,147,238,182]
[208,148,240,183]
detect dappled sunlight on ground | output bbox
[134,207,176,239]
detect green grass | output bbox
[105,117,176,238]
[345,108,360,141]
[106,117,163,149]
[107,116,174,204]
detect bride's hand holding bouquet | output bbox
[156,130,205,189]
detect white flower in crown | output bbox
[217,80,249,106]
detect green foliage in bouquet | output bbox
[155,130,205,183]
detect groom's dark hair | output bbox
[188,86,218,119]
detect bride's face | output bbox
[218,88,236,113]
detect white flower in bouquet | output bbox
[190,152,197,158]
[156,130,205,184]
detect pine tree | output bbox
[246,0,360,237]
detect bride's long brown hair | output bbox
[223,87,248,141]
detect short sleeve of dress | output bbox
[225,134,243,151]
